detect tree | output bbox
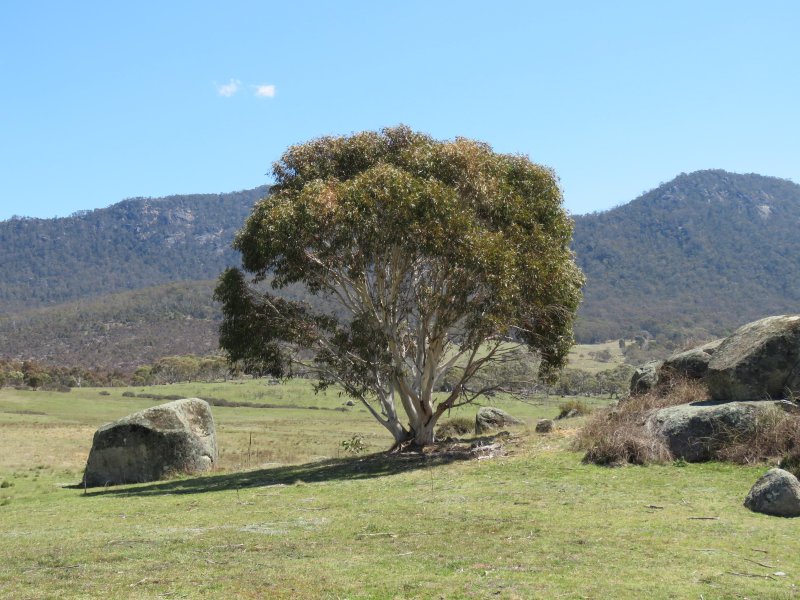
[215,126,584,447]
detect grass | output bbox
[2,380,799,598]
[566,340,627,373]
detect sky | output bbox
[1,1,798,221]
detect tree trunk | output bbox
[413,418,438,447]
[384,417,411,449]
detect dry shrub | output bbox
[714,407,800,465]
[557,399,592,419]
[436,416,474,438]
[576,377,710,466]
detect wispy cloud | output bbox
[216,79,242,97]
[254,84,276,98]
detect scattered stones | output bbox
[535,419,554,433]
[744,468,800,517]
[706,315,800,401]
[83,398,217,487]
[475,407,523,434]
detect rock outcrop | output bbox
[705,315,800,401]
[630,361,663,394]
[744,468,800,517]
[661,339,723,380]
[83,398,217,487]
[475,407,523,434]
[646,400,796,462]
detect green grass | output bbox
[567,340,627,373]
[2,381,797,598]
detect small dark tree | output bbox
[215,126,584,447]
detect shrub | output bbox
[780,449,800,478]
[714,407,800,465]
[557,399,592,419]
[436,417,475,438]
[341,434,367,455]
[121,391,136,397]
[576,377,709,466]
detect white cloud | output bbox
[254,84,276,98]
[217,79,242,97]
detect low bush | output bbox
[437,416,475,438]
[557,399,592,419]
[576,377,709,466]
[714,407,800,465]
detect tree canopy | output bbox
[215,126,583,446]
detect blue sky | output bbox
[1,1,798,220]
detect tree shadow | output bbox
[80,442,491,499]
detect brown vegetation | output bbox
[578,375,800,468]
[575,378,708,466]
[715,407,800,466]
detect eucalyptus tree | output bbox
[215,126,583,447]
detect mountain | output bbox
[572,170,800,343]
[0,281,220,371]
[0,186,268,314]
[2,170,800,369]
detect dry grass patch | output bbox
[715,406,800,467]
[557,398,592,419]
[575,378,709,466]
[436,416,475,438]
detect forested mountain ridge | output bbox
[0,281,220,371]
[0,186,268,313]
[572,169,800,343]
[2,170,800,368]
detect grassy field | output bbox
[566,340,627,373]
[1,380,798,598]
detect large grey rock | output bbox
[706,315,800,401]
[662,339,723,379]
[646,400,794,462]
[630,361,663,395]
[83,398,217,487]
[744,468,800,517]
[475,407,523,434]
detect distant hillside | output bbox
[3,170,800,368]
[0,278,342,370]
[0,281,220,371]
[573,170,800,343]
[0,186,268,314]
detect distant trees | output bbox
[551,364,633,398]
[0,354,231,390]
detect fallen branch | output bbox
[726,571,776,580]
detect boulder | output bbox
[646,400,795,462]
[706,315,800,401]
[475,407,523,434]
[630,361,662,395]
[535,419,554,433]
[661,339,723,380]
[83,398,217,487]
[744,468,800,517]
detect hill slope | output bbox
[0,186,268,314]
[3,170,800,366]
[572,170,800,342]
